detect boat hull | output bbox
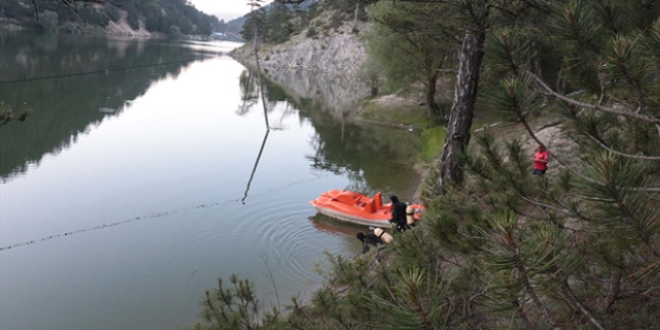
[313,206,393,228]
[310,189,423,228]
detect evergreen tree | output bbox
[191,275,285,330]
[240,3,294,44]
[7,0,215,35]
[264,3,294,44]
[191,1,660,329]
[365,1,460,122]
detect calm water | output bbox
[0,32,420,330]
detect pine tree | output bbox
[190,1,660,329]
[364,1,460,122]
[418,0,660,327]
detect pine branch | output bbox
[604,268,622,312]
[585,134,660,160]
[507,234,557,326]
[560,282,606,330]
[526,70,660,126]
[610,36,646,108]
[520,195,571,214]
[502,77,602,185]
[466,140,577,223]
[512,297,535,328]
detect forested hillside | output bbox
[237,0,364,44]
[0,0,220,36]
[196,0,660,329]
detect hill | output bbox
[230,0,370,68]
[203,1,660,329]
[0,0,219,37]
[213,0,320,42]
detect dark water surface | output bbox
[0,32,420,330]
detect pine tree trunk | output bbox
[427,73,441,120]
[352,3,359,33]
[437,28,487,192]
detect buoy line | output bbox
[0,58,202,85]
[0,175,326,252]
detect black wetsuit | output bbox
[357,232,383,253]
[390,196,408,232]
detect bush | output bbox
[306,27,318,38]
[329,12,344,30]
[37,10,59,32]
[104,4,121,22]
[168,25,182,38]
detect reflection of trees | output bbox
[236,69,299,129]
[303,106,420,196]
[252,72,421,197]
[0,33,205,181]
[237,70,258,115]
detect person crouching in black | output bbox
[357,231,383,254]
[389,195,408,232]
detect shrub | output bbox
[306,27,318,38]
[37,10,59,32]
[104,4,121,22]
[168,25,182,39]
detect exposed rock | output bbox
[231,20,369,74]
[101,11,155,37]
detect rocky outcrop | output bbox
[94,11,156,37]
[231,20,369,74]
[230,19,373,116]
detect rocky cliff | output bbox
[231,20,369,73]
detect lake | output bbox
[0,32,420,330]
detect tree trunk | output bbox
[437,28,487,192]
[352,3,359,33]
[253,21,270,129]
[370,75,379,97]
[426,73,441,122]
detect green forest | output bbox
[0,0,220,35]
[193,0,660,329]
[3,0,657,328]
[238,0,367,44]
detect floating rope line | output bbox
[0,175,325,252]
[0,58,204,85]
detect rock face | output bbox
[262,67,371,116]
[231,20,372,116]
[231,20,369,74]
[98,11,156,37]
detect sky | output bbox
[189,0,273,21]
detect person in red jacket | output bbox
[532,144,549,175]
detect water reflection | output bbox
[242,68,422,199]
[242,129,270,204]
[237,69,259,115]
[235,66,422,232]
[261,67,372,115]
[309,213,363,237]
[0,33,421,330]
[0,32,223,181]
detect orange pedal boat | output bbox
[310,189,424,228]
